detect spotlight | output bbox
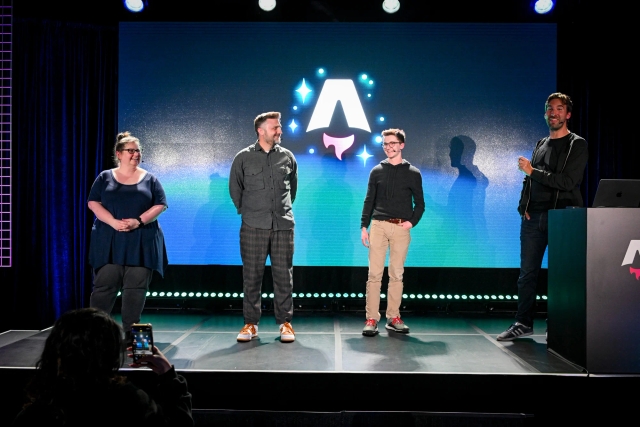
[533,0,554,14]
[382,0,400,14]
[259,0,277,12]
[123,0,146,13]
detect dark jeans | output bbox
[516,211,548,328]
[90,264,153,333]
[240,223,294,325]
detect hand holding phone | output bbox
[129,345,173,374]
[129,324,172,374]
[131,323,154,364]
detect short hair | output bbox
[381,128,405,143]
[113,131,140,166]
[546,92,573,113]
[254,111,281,136]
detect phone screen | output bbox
[131,323,154,363]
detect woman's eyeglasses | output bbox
[121,148,142,154]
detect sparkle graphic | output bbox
[357,145,374,166]
[296,78,312,103]
[289,119,298,132]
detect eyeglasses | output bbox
[382,141,401,148]
[121,148,142,154]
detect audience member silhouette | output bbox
[12,307,193,426]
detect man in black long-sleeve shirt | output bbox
[360,128,425,336]
[229,111,298,343]
[497,92,588,341]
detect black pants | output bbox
[90,264,153,333]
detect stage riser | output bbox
[0,366,634,426]
[192,410,531,427]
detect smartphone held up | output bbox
[131,323,154,364]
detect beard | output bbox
[546,116,565,131]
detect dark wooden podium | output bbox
[548,208,640,374]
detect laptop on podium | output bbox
[591,179,640,208]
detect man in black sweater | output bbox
[360,128,425,336]
[497,92,588,341]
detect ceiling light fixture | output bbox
[123,0,146,13]
[533,0,555,14]
[259,0,277,12]
[382,0,400,14]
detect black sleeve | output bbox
[529,137,588,191]
[408,167,425,227]
[360,169,377,229]
[146,366,194,426]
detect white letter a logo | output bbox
[306,79,371,132]
[621,240,640,266]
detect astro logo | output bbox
[288,70,381,165]
[621,240,640,280]
[306,79,371,160]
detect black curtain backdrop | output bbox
[1,9,635,331]
[0,18,117,330]
[556,16,636,198]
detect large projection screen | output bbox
[118,22,556,268]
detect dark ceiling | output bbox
[14,0,593,26]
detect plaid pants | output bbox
[240,222,294,325]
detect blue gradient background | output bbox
[118,22,556,267]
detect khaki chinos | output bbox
[365,219,411,321]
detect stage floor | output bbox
[1,309,636,426]
[0,310,573,374]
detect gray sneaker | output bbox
[362,318,379,336]
[385,316,410,333]
[496,322,533,341]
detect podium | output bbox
[548,208,640,374]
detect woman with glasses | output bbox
[87,131,168,339]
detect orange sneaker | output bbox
[279,322,295,342]
[237,323,258,342]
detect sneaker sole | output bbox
[362,330,379,337]
[237,335,258,342]
[385,325,409,333]
[496,331,533,341]
[280,336,295,343]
